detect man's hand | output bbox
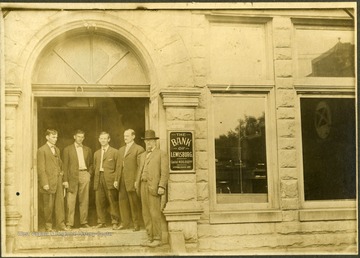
[43,185,49,191]
[114,181,118,189]
[157,187,165,195]
[134,182,138,191]
[63,182,69,189]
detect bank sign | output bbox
[169,131,194,172]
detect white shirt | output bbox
[99,145,109,172]
[75,143,87,170]
[47,142,56,155]
[146,146,155,158]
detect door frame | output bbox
[31,92,150,231]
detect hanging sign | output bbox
[168,131,194,172]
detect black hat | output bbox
[141,130,159,140]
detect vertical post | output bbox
[4,88,23,253]
[1,8,23,254]
[160,89,203,254]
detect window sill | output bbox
[209,210,282,224]
[294,77,355,94]
[299,208,356,221]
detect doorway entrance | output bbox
[36,97,148,230]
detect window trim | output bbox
[292,19,355,79]
[293,18,357,215]
[299,208,357,222]
[207,85,279,216]
[295,93,357,210]
[294,78,355,95]
[206,15,274,84]
[210,210,282,224]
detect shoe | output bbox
[80,223,91,228]
[133,225,140,231]
[148,240,161,248]
[140,240,153,247]
[116,224,128,230]
[94,223,106,229]
[112,224,119,230]
[45,228,54,232]
[58,225,70,231]
[65,225,72,230]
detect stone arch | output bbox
[32,28,150,89]
[18,11,195,97]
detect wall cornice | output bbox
[5,87,22,107]
[159,88,201,108]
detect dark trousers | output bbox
[119,177,142,228]
[141,181,161,241]
[95,172,120,225]
[42,175,65,230]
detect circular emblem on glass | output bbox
[314,101,331,139]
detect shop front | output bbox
[1,3,357,255]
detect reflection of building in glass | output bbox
[215,114,267,195]
[308,41,354,77]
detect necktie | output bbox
[124,145,130,157]
[50,146,56,155]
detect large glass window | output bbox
[213,96,268,203]
[296,27,354,78]
[300,98,356,201]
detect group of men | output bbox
[37,128,169,247]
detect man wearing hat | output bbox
[135,130,169,247]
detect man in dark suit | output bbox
[135,130,169,247]
[37,129,68,232]
[63,129,93,230]
[93,131,120,230]
[114,129,145,231]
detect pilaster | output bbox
[160,88,203,254]
[5,87,22,253]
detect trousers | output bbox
[42,174,65,230]
[66,171,90,226]
[95,172,120,224]
[140,181,161,240]
[119,177,142,228]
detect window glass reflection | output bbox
[214,96,268,203]
[296,28,354,77]
[301,98,356,200]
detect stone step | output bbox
[15,227,169,252]
[15,245,172,256]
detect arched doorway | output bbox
[32,29,150,230]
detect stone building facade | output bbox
[1,2,357,255]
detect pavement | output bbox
[13,227,172,256]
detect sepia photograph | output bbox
[0,1,357,256]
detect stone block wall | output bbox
[197,221,357,254]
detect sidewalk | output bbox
[13,227,172,256]
[14,244,172,256]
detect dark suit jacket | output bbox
[37,143,63,194]
[63,143,93,193]
[93,146,118,190]
[136,148,169,196]
[115,143,145,192]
